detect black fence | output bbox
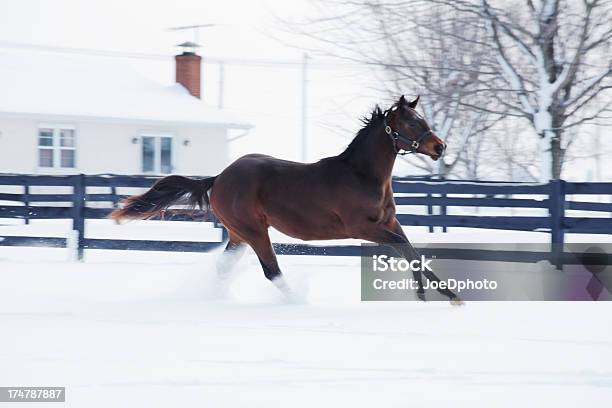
[1,174,611,262]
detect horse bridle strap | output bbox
[383,118,432,156]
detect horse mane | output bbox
[338,104,389,160]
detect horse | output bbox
[110,95,463,305]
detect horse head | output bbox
[384,95,446,160]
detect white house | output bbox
[0,50,251,176]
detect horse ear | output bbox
[399,95,407,107]
[408,95,420,109]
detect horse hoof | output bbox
[417,292,426,302]
[450,297,465,306]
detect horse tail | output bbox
[109,175,216,222]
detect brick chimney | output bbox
[175,51,202,98]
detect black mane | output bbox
[338,105,388,160]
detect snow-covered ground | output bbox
[1,237,611,407]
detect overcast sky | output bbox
[0,0,390,166]
[0,0,306,58]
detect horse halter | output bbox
[383,112,432,156]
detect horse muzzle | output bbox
[430,141,446,161]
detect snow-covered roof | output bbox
[0,51,251,128]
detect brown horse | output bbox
[110,95,462,304]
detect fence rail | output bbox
[1,174,611,261]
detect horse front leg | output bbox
[357,221,463,305]
[388,220,426,301]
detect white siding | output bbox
[0,118,38,173]
[0,116,228,176]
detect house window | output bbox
[38,125,76,168]
[142,135,173,174]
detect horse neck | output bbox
[342,123,397,184]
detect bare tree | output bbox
[441,0,612,180]
[285,0,612,180]
[494,117,540,181]
[286,1,500,179]
[383,5,501,179]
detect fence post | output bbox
[427,192,434,233]
[111,185,118,208]
[440,176,447,233]
[221,225,229,242]
[72,174,86,261]
[24,184,30,225]
[549,179,565,270]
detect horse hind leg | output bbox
[213,232,247,298]
[258,256,296,301]
[233,225,299,302]
[255,240,300,301]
